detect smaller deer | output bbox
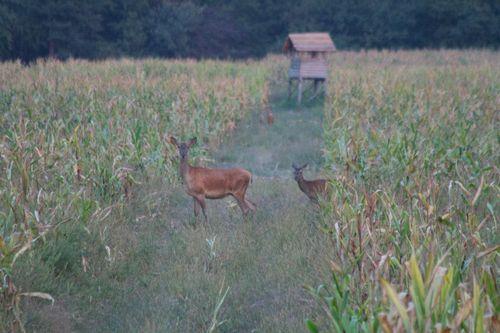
[259,105,274,125]
[169,136,256,222]
[266,109,274,125]
[292,163,329,204]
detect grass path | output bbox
[214,99,325,179]
[110,97,333,332]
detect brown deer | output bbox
[266,109,275,125]
[292,163,329,204]
[169,136,256,222]
[259,105,274,125]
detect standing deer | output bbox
[169,136,256,222]
[292,163,329,204]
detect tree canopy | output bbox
[1,0,499,62]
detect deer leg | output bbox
[244,197,256,211]
[196,196,208,223]
[237,198,250,216]
[232,193,250,216]
[239,179,256,212]
[193,197,200,217]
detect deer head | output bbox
[168,136,197,159]
[292,163,308,181]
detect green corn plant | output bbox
[207,279,231,333]
[380,253,498,332]
[305,271,370,333]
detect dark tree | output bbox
[0,0,498,62]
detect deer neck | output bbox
[296,176,309,194]
[179,156,190,182]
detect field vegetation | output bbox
[0,50,498,332]
[0,58,269,331]
[315,50,499,332]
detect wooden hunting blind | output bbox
[283,32,335,104]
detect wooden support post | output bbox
[313,79,319,93]
[297,78,303,105]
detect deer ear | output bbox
[301,163,308,169]
[168,136,178,146]
[188,137,197,147]
[292,163,298,169]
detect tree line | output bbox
[1,0,499,62]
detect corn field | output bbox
[0,51,498,332]
[309,50,499,332]
[0,58,269,331]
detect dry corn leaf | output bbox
[20,292,55,305]
[477,245,500,259]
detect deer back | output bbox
[298,178,328,202]
[310,179,328,196]
[186,166,251,198]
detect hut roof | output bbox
[283,33,336,52]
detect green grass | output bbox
[125,178,329,332]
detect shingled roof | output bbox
[283,32,336,52]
